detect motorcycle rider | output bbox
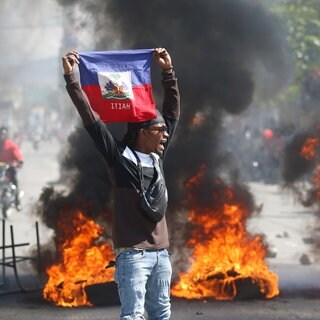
[0,126,23,210]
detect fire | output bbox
[43,211,115,307]
[300,136,320,201]
[301,137,319,160]
[191,112,205,126]
[171,168,279,300]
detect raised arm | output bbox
[62,51,100,126]
[153,48,180,125]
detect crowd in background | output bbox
[222,108,296,185]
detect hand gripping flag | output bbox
[78,49,156,123]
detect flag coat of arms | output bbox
[78,49,156,123]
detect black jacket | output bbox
[64,69,180,249]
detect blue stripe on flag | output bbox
[79,49,154,87]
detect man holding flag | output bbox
[62,47,180,320]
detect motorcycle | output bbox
[0,162,23,219]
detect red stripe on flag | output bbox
[82,84,156,123]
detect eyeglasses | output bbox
[147,125,168,133]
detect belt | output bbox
[115,247,166,256]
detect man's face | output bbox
[142,123,169,155]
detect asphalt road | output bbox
[0,289,320,320]
[1,138,320,319]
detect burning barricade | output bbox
[171,166,279,300]
[42,210,115,307]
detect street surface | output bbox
[0,290,320,320]
[1,138,320,319]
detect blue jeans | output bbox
[114,248,172,320]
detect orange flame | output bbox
[43,211,114,307]
[300,136,320,201]
[301,137,319,160]
[171,169,279,300]
[191,113,205,126]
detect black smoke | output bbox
[282,131,316,185]
[282,125,320,207]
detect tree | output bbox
[270,0,320,127]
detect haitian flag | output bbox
[78,49,156,123]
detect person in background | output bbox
[62,47,180,320]
[0,126,23,210]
